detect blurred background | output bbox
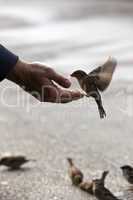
[1,0,133,78]
[0,1,133,200]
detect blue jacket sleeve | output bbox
[0,44,18,81]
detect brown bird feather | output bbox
[67,158,84,186]
[79,171,109,195]
[121,165,133,184]
[93,186,121,200]
[79,181,93,194]
[92,171,121,200]
[0,154,34,170]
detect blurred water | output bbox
[1,0,133,80]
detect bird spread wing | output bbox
[89,57,117,92]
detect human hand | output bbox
[7,59,83,103]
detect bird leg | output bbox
[96,98,106,119]
[92,91,106,119]
[85,91,106,118]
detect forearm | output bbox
[0,44,18,81]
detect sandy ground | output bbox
[0,80,133,200]
[0,0,133,199]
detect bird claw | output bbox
[99,107,106,119]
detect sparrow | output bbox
[92,171,121,200]
[79,170,108,195]
[71,57,117,118]
[67,158,84,186]
[0,154,34,170]
[93,171,109,188]
[93,184,121,200]
[120,165,133,184]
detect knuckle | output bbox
[45,67,53,74]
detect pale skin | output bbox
[6,59,83,103]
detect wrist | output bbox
[6,59,28,85]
